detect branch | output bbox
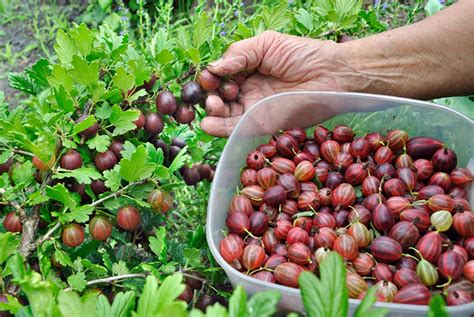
[12,149,34,157]
[17,205,40,258]
[63,273,148,291]
[89,180,148,208]
[32,180,148,248]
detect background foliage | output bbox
[0,0,469,316]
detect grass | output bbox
[0,0,86,104]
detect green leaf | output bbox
[424,0,443,16]
[103,165,122,191]
[168,146,189,174]
[73,115,97,135]
[203,303,228,317]
[299,252,348,317]
[71,23,93,56]
[228,286,248,317]
[53,167,102,185]
[0,294,23,314]
[95,104,113,120]
[193,12,210,48]
[96,292,135,317]
[25,58,51,88]
[247,290,280,317]
[54,29,76,64]
[113,67,135,93]
[8,72,42,96]
[119,145,155,182]
[58,291,97,317]
[48,65,74,92]
[112,261,129,275]
[136,275,185,317]
[354,287,388,317]
[295,8,313,32]
[428,295,448,317]
[54,249,74,267]
[67,272,87,292]
[149,227,167,263]
[0,232,20,265]
[87,135,111,153]
[154,274,186,313]
[359,10,386,32]
[69,56,99,88]
[53,86,75,113]
[109,105,139,136]
[61,204,94,223]
[46,183,77,210]
[147,143,164,165]
[12,161,34,187]
[183,248,203,268]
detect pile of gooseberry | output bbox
[220,124,474,306]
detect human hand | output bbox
[200,31,348,137]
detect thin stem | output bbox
[63,273,148,291]
[90,180,147,208]
[12,149,34,157]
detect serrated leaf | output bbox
[53,167,102,185]
[113,67,135,93]
[128,89,147,102]
[247,290,280,317]
[12,161,34,187]
[147,143,164,165]
[97,292,135,317]
[54,29,76,64]
[25,58,51,88]
[149,227,167,263]
[299,252,348,317]
[295,8,313,32]
[67,272,87,292]
[0,233,20,265]
[73,115,97,135]
[0,294,23,314]
[69,56,99,88]
[168,146,189,174]
[119,145,155,182]
[228,286,247,317]
[112,261,129,276]
[53,85,75,113]
[58,292,98,317]
[95,104,113,120]
[46,183,77,210]
[48,64,74,92]
[109,105,139,136]
[183,248,203,268]
[61,204,94,223]
[8,72,42,96]
[87,135,111,152]
[103,165,122,191]
[54,249,74,267]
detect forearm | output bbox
[337,0,474,99]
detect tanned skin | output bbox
[200,0,474,137]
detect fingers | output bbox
[200,116,242,138]
[229,102,244,116]
[205,95,228,117]
[208,30,280,76]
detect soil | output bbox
[0,0,86,105]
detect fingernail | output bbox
[208,58,223,67]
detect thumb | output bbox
[208,31,279,76]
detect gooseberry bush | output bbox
[0,0,458,315]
